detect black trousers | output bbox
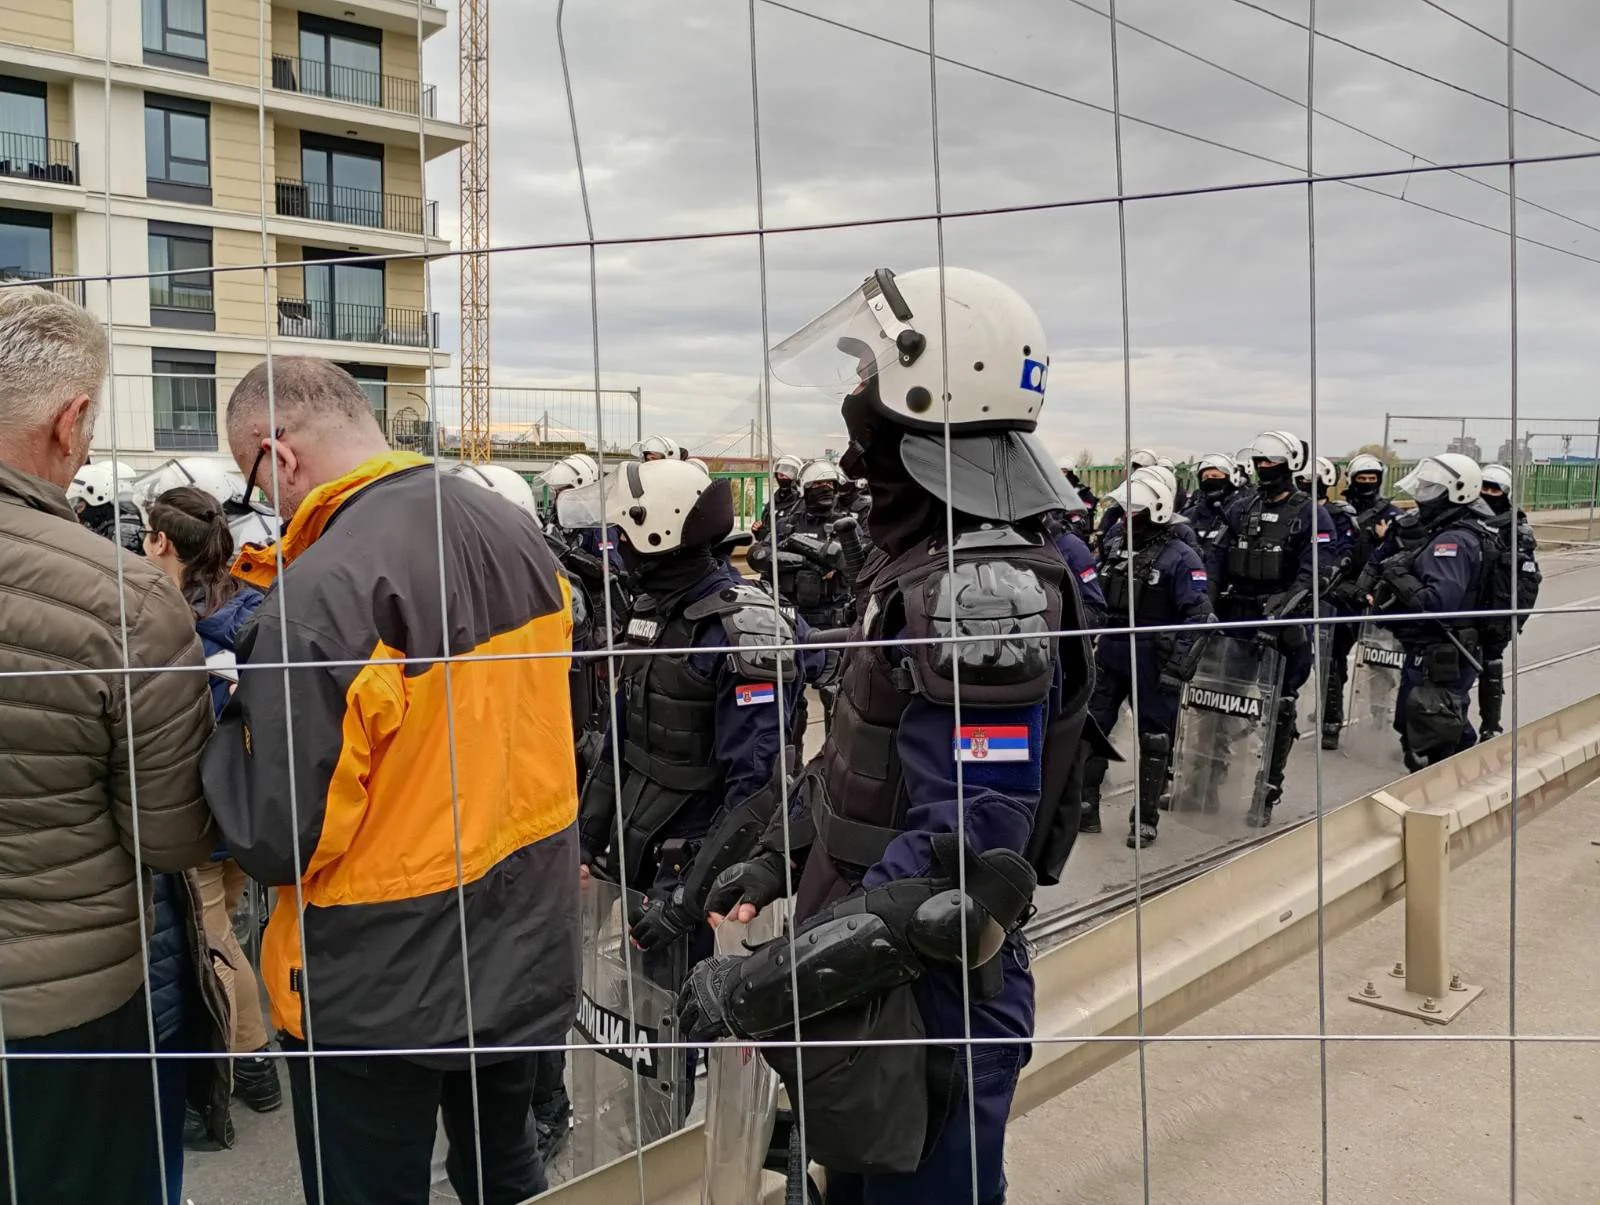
[0,988,159,1205]
[284,1039,546,1205]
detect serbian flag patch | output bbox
[1191,568,1208,583]
[735,682,776,706]
[1433,542,1458,558]
[954,725,1030,762]
[1316,531,1332,543]
[1078,566,1099,583]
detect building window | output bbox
[152,350,217,452]
[142,0,207,71]
[340,364,388,432]
[299,15,382,108]
[299,133,383,229]
[148,222,213,331]
[303,249,384,342]
[0,76,48,178]
[145,95,211,205]
[0,207,52,279]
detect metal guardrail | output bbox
[270,54,437,118]
[0,130,78,185]
[535,691,1600,1204]
[275,296,438,348]
[274,178,438,237]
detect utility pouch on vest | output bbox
[764,983,942,1175]
[1424,641,1460,685]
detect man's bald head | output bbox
[227,357,391,519]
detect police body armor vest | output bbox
[1391,506,1499,645]
[1350,496,1393,567]
[1478,508,1539,646]
[1225,488,1310,596]
[778,509,850,622]
[1186,496,1231,547]
[798,525,1094,919]
[1100,531,1179,628]
[614,595,721,885]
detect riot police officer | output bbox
[1475,462,1541,738]
[748,459,855,631]
[1210,430,1340,826]
[68,461,144,554]
[570,458,807,958]
[635,432,687,462]
[1105,464,1202,556]
[1096,447,1159,543]
[1363,454,1491,767]
[1082,473,1213,847]
[751,453,804,543]
[1156,454,1189,512]
[1184,451,1245,562]
[1321,452,1403,748]
[677,265,1093,1204]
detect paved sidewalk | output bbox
[1007,777,1600,1204]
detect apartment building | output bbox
[0,0,464,468]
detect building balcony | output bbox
[274,179,438,237]
[1,269,85,305]
[270,55,437,119]
[0,131,78,186]
[276,296,438,348]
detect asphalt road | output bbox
[183,546,1600,1204]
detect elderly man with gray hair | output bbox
[0,285,218,1200]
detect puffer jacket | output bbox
[0,459,217,1039]
[195,585,265,718]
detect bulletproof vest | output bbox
[778,508,850,623]
[1100,530,1179,627]
[1225,489,1310,595]
[1349,495,1394,565]
[799,525,1094,917]
[1186,494,1232,545]
[612,593,721,882]
[1478,508,1540,645]
[1393,505,1496,643]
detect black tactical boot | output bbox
[1246,783,1281,828]
[1080,754,1108,834]
[232,1049,283,1113]
[1126,821,1158,849]
[1079,801,1102,834]
[1321,722,1341,751]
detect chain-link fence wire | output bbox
[6,0,1600,1202]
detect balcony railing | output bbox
[274,179,438,237]
[0,269,85,305]
[270,55,437,118]
[276,296,439,348]
[0,131,79,185]
[149,277,214,313]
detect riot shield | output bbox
[1298,625,1332,742]
[701,904,786,1205]
[1169,634,1283,835]
[1341,623,1406,767]
[562,876,693,1180]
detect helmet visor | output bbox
[770,274,911,394]
[1396,457,1462,502]
[554,476,611,529]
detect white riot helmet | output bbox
[1346,452,1385,482]
[799,460,846,488]
[129,458,245,512]
[1397,453,1482,506]
[559,458,733,555]
[539,453,600,493]
[67,460,136,508]
[773,454,803,485]
[1311,456,1338,490]
[634,434,683,462]
[1481,463,1513,493]
[1125,448,1158,469]
[686,458,710,476]
[1131,464,1178,496]
[1197,452,1244,488]
[1106,473,1175,525]
[448,462,538,519]
[769,267,1074,522]
[1248,430,1309,473]
[1154,455,1175,471]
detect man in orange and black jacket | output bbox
[202,358,578,1205]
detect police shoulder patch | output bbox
[1433,542,1458,558]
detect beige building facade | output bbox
[0,0,462,467]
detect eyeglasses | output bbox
[244,427,286,506]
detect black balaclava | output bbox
[840,379,941,556]
[805,482,838,515]
[1415,494,1458,527]
[1127,509,1157,549]
[1198,475,1232,501]
[1346,475,1382,508]
[1254,458,1294,499]
[1482,489,1512,516]
[774,478,798,508]
[619,538,718,612]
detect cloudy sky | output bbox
[414,0,1600,464]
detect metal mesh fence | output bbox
[4,1,1600,1204]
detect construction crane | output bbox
[458,0,491,462]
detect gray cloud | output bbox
[419,0,1600,464]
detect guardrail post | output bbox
[1349,806,1483,1023]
